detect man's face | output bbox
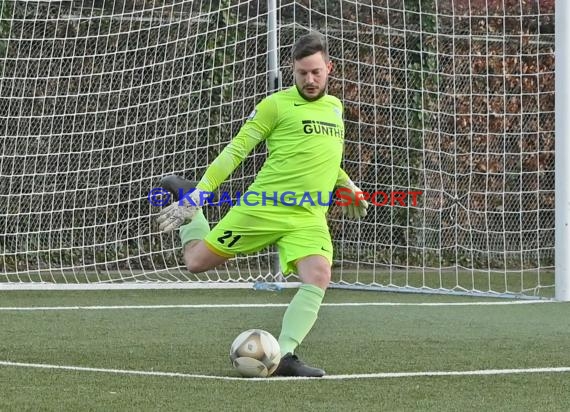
[293,51,332,101]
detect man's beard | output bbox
[296,82,327,101]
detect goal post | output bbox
[0,0,562,300]
[555,0,570,301]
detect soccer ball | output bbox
[229,329,282,378]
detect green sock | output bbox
[179,210,210,246]
[278,284,325,356]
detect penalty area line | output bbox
[1,360,570,381]
[0,300,555,311]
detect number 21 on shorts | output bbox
[217,230,241,247]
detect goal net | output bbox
[0,0,556,297]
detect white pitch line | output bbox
[1,360,569,381]
[0,300,555,311]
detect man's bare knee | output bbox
[296,255,331,290]
[308,265,331,289]
[185,259,208,274]
[183,241,204,273]
[183,240,228,273]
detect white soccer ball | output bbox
[229,329,282,378]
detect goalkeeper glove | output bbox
[336,180,369,220]
[157,188,203,232]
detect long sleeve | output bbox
[335,167,351,187]
[196,96,278,192]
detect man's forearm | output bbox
[196,130,264,193]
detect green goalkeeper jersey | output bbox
[196,85,350,215]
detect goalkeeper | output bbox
[157,31,368,377]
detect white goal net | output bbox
[0,0,556,297]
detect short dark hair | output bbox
[291,31,329,61]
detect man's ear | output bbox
[326,60,333,74]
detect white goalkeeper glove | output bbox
[157,188,203,232]
[336,180,369,220]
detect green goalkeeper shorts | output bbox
[203,206,333,275]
